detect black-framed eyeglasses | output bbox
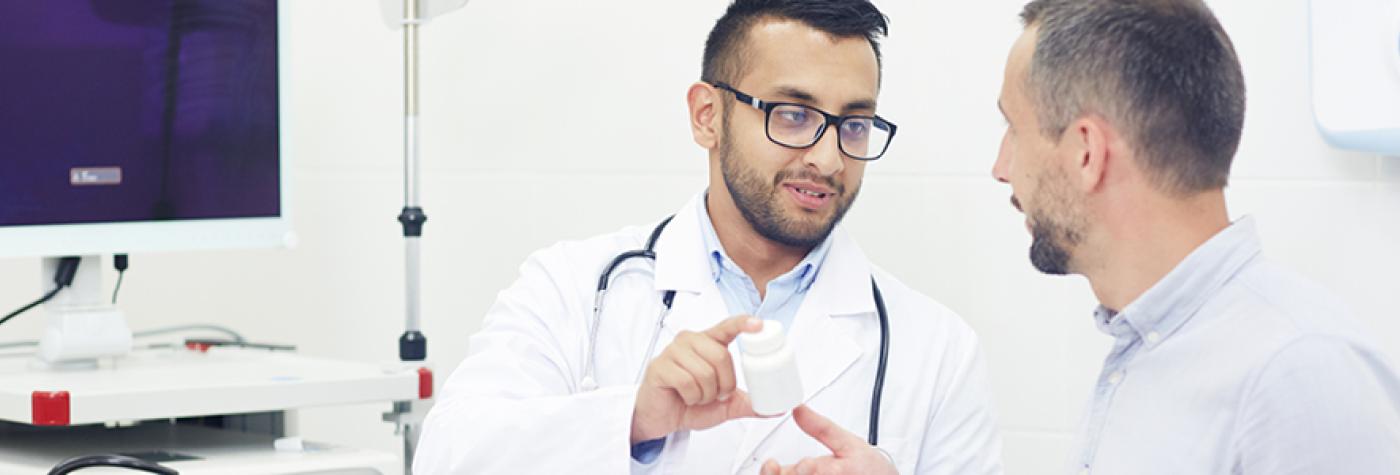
[709,81,896,161]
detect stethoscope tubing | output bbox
[586,215,888,446]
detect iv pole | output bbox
[386,2,429,471]
[379,0,467,471]
[398,0,427,364]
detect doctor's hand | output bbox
[631,315,766,444]
[760,405,897,475]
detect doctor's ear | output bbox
[688,82,721,150]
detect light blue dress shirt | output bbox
[1070,216,1400,474]
[697,196,833,330]
[632,194,835,464]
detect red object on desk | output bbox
[31,391,70,426]
[418,367,433,399]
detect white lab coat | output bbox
[414,193,1003,474]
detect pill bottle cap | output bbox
[740,320,786,355]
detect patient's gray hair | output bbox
[1020,0,1245,194]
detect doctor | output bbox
[414,0,1002,473]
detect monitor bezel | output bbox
[0,0,293,260]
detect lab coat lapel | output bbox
[646,192,730,342]
[731,229,874,469]
[651,193,709,297]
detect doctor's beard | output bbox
[718,114,859,249]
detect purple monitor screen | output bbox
[0,0,280,227]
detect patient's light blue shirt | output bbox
[632,194,834,465]
[1070,217,1400,474]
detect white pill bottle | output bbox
[740,320,804,416]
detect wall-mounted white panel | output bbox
[1309,0,1400,154]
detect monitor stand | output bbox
[36,255,132,369]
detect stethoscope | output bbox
[582,216,891,446]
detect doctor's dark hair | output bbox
[1019,0,1245,195]
[701,0,889,85]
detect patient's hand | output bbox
[759,405,897,475]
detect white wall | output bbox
[3,1,1398,473]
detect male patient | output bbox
[993,0,1400,473]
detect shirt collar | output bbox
[698,191,832,293]
[1094,216,1263,345]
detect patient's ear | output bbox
[688,82,720,150]
[1064,115,1112,193]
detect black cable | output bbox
[0,287,63,327]
[47,454,177,475]
[112,254,129,304]
[183,338,295,351]
[1,257,82,328]
[1,324,248,351]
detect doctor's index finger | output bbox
[704,315,763,344]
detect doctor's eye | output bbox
[839,119,870,140]
[771,106,813,128]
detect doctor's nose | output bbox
[803,127,845,176]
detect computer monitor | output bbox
[0,0,290,365]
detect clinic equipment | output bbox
[1308,0,1400,154]
[380,0,474,363]
[377,0,468,363]
[377,1,472,469]
[46,453,176,475]
[397,0,431,362]
[588,217,892,445]
[0,4,433,474]
[0,0,290,365]
[740,320,804,416]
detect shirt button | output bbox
[1146,331,1162,344]
[1108,371,1124,385]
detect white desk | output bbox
[0,347,428,426]
[0,347,430,474]
[0,422,399,474]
